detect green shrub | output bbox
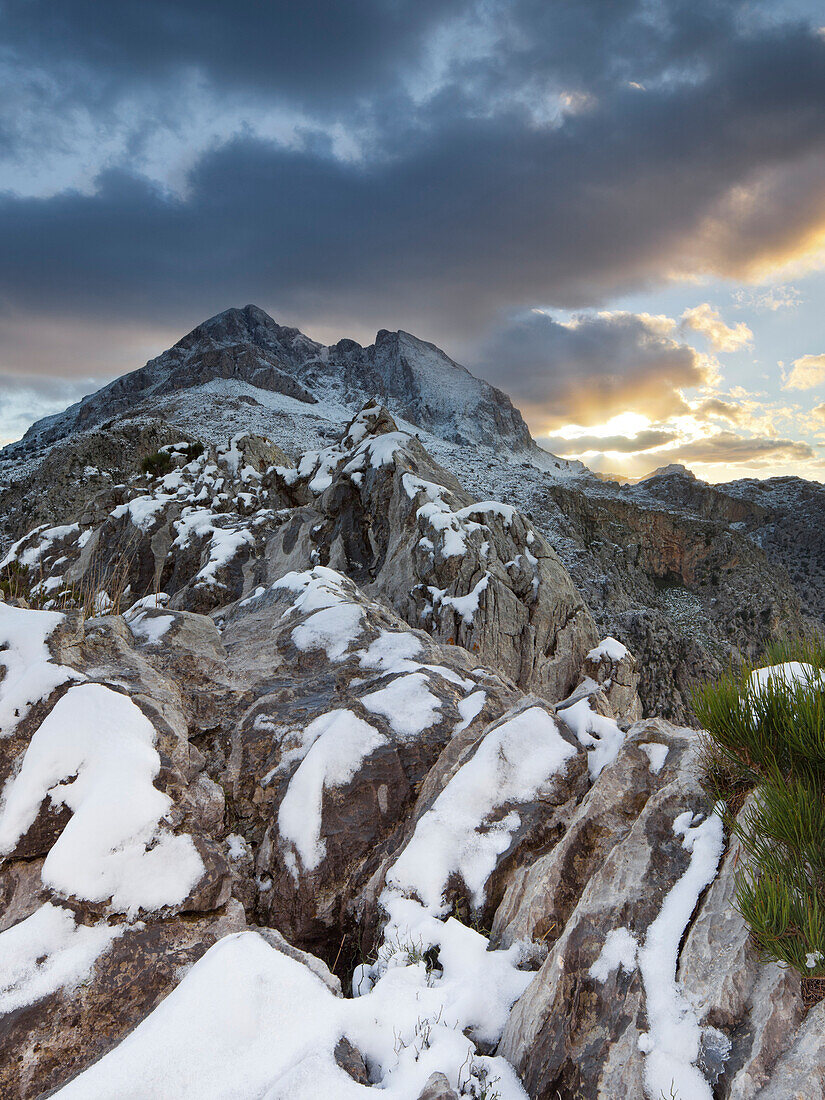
[694,638,825,977]
[140,450,173,477]
[0,560,30,601]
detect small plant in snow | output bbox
[457,1051,501,1099]
[694,635,825,978]
[375,933,440,980]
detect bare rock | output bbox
[416,1071,460,1100]
[752,999,825,1099]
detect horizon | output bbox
[2,1,825,483]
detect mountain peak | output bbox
[5,305,537,457]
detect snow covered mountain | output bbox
[8,305,536,457]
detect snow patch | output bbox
[0,683,204,915]
[637,808,725,1100]
[360,673,442,739]
[589,927,638,982]
[640,742,669,775]
[587,636,629,663]
[0,902,123,1016]
[0,604,83,738]
[557,696,625,779]
[277,710,385,873]
[386,706,576,914]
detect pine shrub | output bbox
[140,449,173,477]
[694,638,825,978]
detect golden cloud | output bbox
[680,303,752,352]
[784,353,825,390]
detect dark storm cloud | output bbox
[0,2,825,354]
[0,0,465,115]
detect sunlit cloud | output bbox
[478,309,715,431]
[680,303,752,352]
[658,431,816,465]
[540,429,677,455]
[691,397,742,423]
[784,353,825,390]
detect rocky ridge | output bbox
[1,306,816,724]
[0,405,822,1098]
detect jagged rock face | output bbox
[498,726,724,1099]
[714,475,825,624]
[0,420,197,547]
[521,478,805,721]
[265,405,598,702]
[217,566,523,953]
[0,604,247,1097]
[317,327,533,450]
[1,432,294,616]
[3,406,596,706]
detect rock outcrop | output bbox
[0,391,822,1097]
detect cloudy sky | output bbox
[1,0,825,481]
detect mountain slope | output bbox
[7,305,534,457]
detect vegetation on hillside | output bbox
[695,636,825,982]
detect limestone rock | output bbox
[497,729,720,1099]
[266,404,598,702]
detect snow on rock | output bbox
[385,705,577,915]
[0,902,123,1015]
[640,742,669,775]
[586,637,629,664]
[454,690,487,735]
[126,610,175,645]
[588,927,639,983]
[357,629,423,674]
[0,523,79,570]
[277,709,386,874]
[556,696,625,779]
[53,927,529,1100]
[637,808,726,1100]
[0,603,83,737]
[295,406,412,495]
[273,566,366,660]
[0,683,204,915]
[172,506,256,587]
[111,494,173,532]
[426,574,490,626]
[124,592,170,614]
[360,672,442,739]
